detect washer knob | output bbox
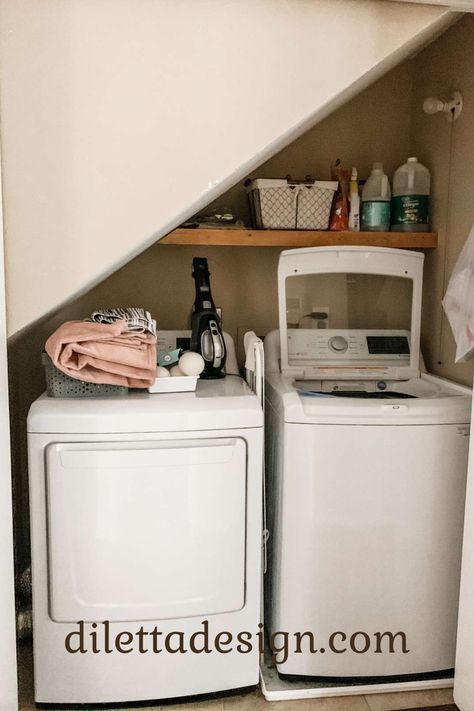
[329,335,348,353]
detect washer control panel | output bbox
[288,329,410,362]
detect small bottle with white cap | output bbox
[348,167,360,232]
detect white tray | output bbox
[148,375,198,394]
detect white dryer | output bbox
[265,247,471,680]
[28,375,263,704]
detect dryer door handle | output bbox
[381,404,409,412]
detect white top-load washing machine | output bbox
[28,373,263,704]
[454,388,474,711]
[265,246,471,680]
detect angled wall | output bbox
[411,14,474,386]
[0,0,457,335]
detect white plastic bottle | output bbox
[348,167,360,232]
[361,162,391,232]
[391,157,430,232]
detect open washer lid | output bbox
[278,246,424,381]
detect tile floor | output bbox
[18,642,457,711]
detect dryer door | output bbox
[46,438,246,622]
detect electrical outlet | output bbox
[286,296,302,327]
[311,306,330,329]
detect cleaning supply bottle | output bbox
[361,163,391,232]
[348,167,360,232]
[391,157,430,232]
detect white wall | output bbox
[0,161,17,709]
[6,61,416,566]
[204,62,414,226]
[455,394,474,709]
[0,0,456,335]
[411,15,474,386]
[395,0,474,9]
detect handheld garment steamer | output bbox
[190,257,226,379]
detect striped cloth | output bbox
[89,308,157,338]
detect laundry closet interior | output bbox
[6,11,474,711]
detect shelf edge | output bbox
[160,228,438,249]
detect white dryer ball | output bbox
[156,366,170,378]
[179,351,205,376]
[170,365,184,377]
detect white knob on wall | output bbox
[423,91,463,122]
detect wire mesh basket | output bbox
[246,178,338,230]
[42,352,128,398]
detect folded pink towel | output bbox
[45,320,157,388]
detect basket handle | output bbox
[285,174,316,185]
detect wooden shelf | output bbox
[161,228,438,249]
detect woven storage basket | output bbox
[246,178,338,230]
[42,352,128,398]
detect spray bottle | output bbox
[348,168,360,232]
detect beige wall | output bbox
[0,0,455,335]
[204,63,414,224]
[7,63,415,567]
[411,15,474,386]
[9,16,474,566]
[395,0,474,8]
[9,244,283,567]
